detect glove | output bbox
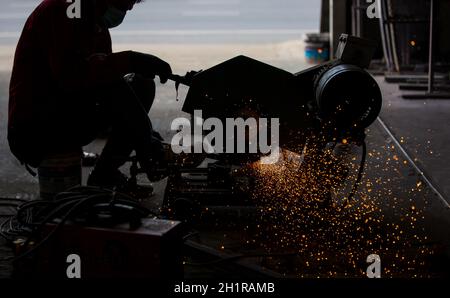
[129,51,172,84]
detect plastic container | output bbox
[304,33,330,64]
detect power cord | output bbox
[344,140,367,206]
[0,186,154,262]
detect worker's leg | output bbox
[89,74,164,185]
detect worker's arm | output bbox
[38,1,171,92]
[87,51,173,85]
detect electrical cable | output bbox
[14,194,110,262]
[344,140,367,206]
[0,186,154,262]
[182,231,200,242]
[0,198,27,203]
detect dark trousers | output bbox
[91,74,164,173]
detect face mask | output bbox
[102,5,126,28]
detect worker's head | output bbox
[101,0,144,28]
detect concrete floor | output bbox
[378,77,450,204]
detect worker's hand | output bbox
[130,51,172,84]
[155,59,172,84]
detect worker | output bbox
[8,0,172,189]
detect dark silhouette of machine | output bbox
[159,34,383,222]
